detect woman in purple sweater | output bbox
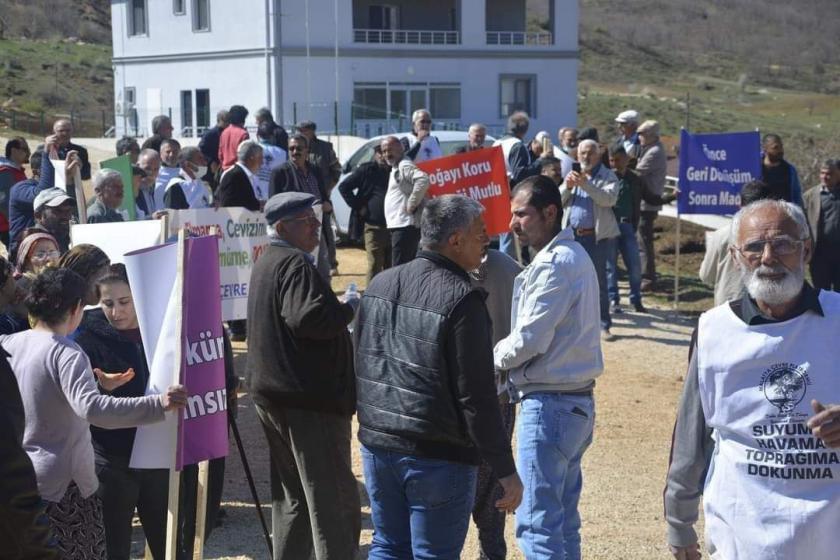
[0,268,187,560]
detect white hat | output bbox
[615,110,640,124]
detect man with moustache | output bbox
[495,175,603,559]
[454,123,488,154]
[355,195,522,559]
[665,199,840,560]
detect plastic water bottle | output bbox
[345,283,359,332]
[345,283,359,300]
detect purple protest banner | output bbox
[179,235,229,469]
[125,235,228,471]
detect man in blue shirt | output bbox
[562,139,620,339]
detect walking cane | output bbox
[229,412,274,558]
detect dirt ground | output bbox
[128,246,704,560]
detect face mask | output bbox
[194,165,208,178]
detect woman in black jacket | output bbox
[74,264,171,560]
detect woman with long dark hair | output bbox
[74,264,171,559]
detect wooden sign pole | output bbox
[165,229,187,560]
[192,460,210,559]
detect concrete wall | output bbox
[113,55,269,138]
[111,0,268,58]
[280,54,578,136]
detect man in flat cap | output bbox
[245,191,361,559]
[614,110,642,166]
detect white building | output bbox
[111,0,579,139]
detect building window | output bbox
[353,86,388,119]
[173,0,185,15]
[124,87,138,135]
[196,89,211,132]
[499,75,535,118]
[353,83,461,122]
[429,87,460,120]
[128,0,147,36]
[181,90,194,135]
[193,0,211,32]
[369,5,399,30]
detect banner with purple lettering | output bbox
[125,236,229,469]
[677,130,761,215]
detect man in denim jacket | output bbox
[495,175,604,559]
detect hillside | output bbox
[0,0,838,179]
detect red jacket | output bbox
[218,125,249,171]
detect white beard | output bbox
[739,260,804,306]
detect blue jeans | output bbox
[606,222,643,306]
[361,445,478,559]
[516,392,595,560]
[575,233,614,330]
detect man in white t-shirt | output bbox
[400,109,443,163]
[381,136,430,265]
[665,199,840,560]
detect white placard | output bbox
[70,220,166,263]
[124,242,180,469]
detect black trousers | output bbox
[95,451,225,560]
[811,248,840,292]
[389,226,421,266]
[95,452,169,560]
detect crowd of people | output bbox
[2,103,840,560]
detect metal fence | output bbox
[0,108,116,138]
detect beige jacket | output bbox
[636,141,668,212]
[803,185,822,247]
[699,224,743,306]
[561,164,619,241]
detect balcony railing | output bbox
[486,31,553,46]
[354,29,460,45]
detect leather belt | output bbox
[573,227,595,237]
[619,217,633,224]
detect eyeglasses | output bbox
[736,236,804,261]
[418,119,432,124]
[32,250,60,260]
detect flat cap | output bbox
[264,192,317,225]
[615,110,640,123]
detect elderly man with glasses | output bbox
[665,198,840,560]
[246,191,360,560]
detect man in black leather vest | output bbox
[355,194,523,558]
